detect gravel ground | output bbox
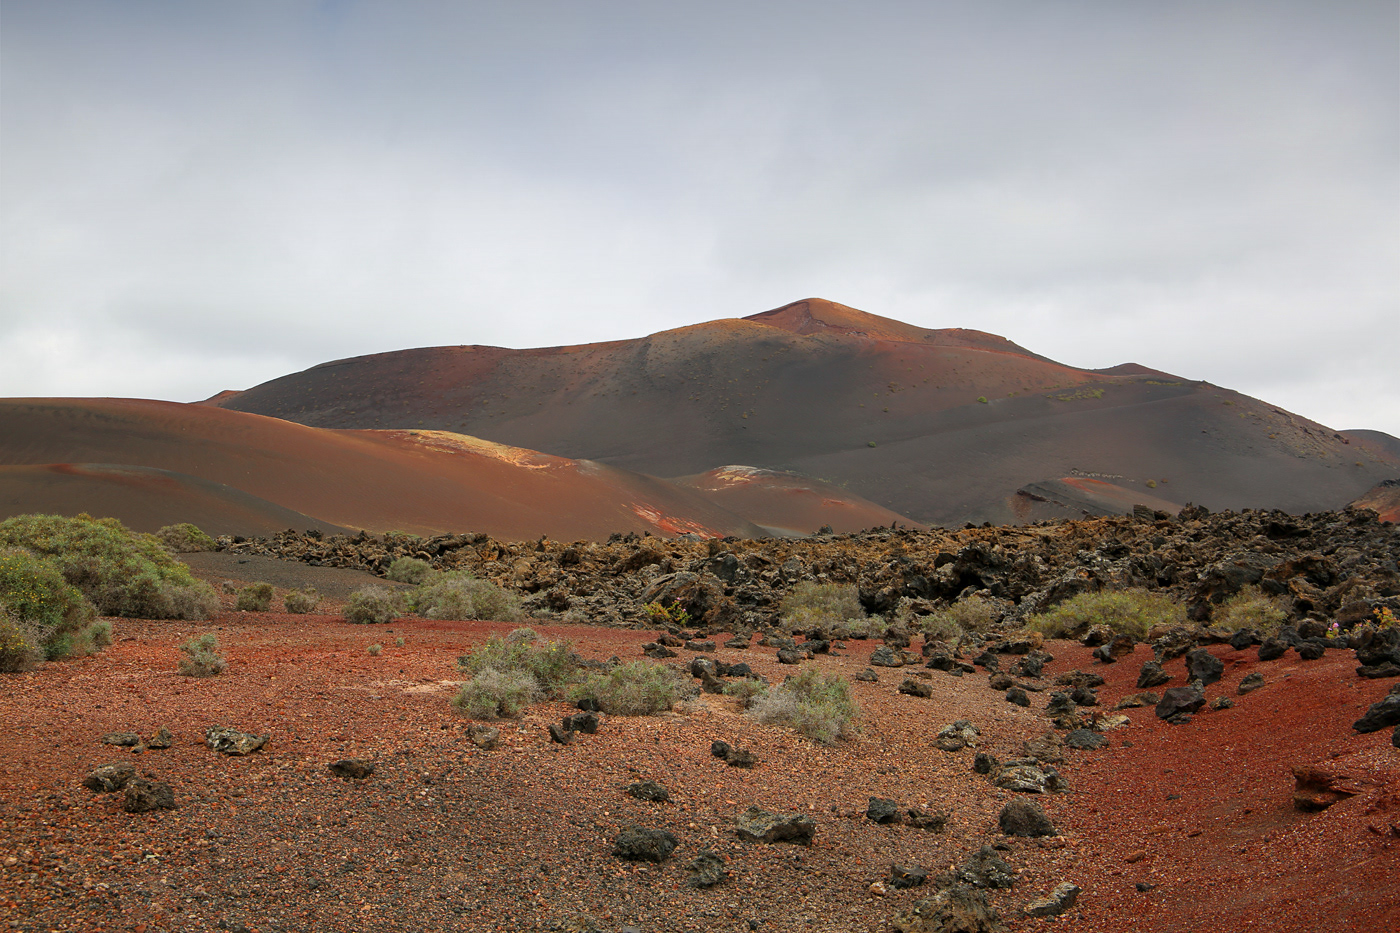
[2,604,1396,933]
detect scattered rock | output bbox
[776,648,806,665]
[205,726,267,756]
[1005,687,1030,707]
[626,780,670,803]
[854,668,879,682]
[123,778,176,813]
[994,764,1055,794]
[1064,729,1108,750]
[684,640,716,652]
[612,826,678,863]
[939,846,1018,890]
[973,752,999,775]
[890,884,1005,933]
[547,722,575,744]
[466,724,500,749]
[998,798,1056,837]
[1237,672,1266,695]
[904,809,948,832]
[988,672,1015,691]
[328,758,374,779]
[1296,641,1326,661]
[734,805,816,844]
[684,850,727,888]
[1258,638,1288,662]
[1055,669,1105,690]
[710,740,756,768]
[899,678,933,698]
[146,727,173,750]
[1154,685,1206,721]
[1113,691,1160,709]
[935,720,980,752]
[102,732,141,748]
[82,763,136,792]
[870,646,904,668]
[1353,694,1400,733]
[564,711,600,734]
[1136,661,1171,689]
[1069,685,1099,707]
[889,864,928,890]
[1024,882,1081,919]
[1293,764,1369,811]
[1185,648,1224,686]
[867,797,903,824]
[1210,696,1234,711]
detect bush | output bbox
[67,619,114,658]
[367,643,382,656]
[451,668,542,719]
[345,586,403,624]
[283,588,321,614]
[413,572,522,622]
[0,610,42,672]
[644,601,691,627]
[1026,588,1185,640]
[0,546,96,653]
[722,677,768,708]
[165,580,220,620]
[1213,586,1290,635]
[0,514,208,619]
[457,629,577,692]
[385,556,434,584]
[780,582,865,638]
[156,523,217,553]
[178,633,226,677]
[235,582,274,612]
[920,594,1001,640]
[748,668,859,745]
[568,661,682,715]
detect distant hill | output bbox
[213,298,1400,525]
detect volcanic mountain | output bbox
[0,398,912,538]
[214,298,1400,526]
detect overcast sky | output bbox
[3,1,1396,435]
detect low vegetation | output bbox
[451,668,541,719]
[568,661,683,716]
[749,668,859,745]
[1025,588,1185,640]
[0,514,216,620]
[235,582,274,612]
[0,545,95,661]
[345,586,403,624]
[283,587,320,613]
[413,572,522,622]
[914,593,1001,642]
[385,556,434,584]
[452,628,579,719]
[0,608,42,672]
[1213,586,1290,635]
[156,522,217,553]
[779,581,865,638]
[178,633,226,677]
[367,643,382,656]
[721,677,768,708]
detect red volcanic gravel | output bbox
[1,610,1396,933]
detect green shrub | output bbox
[367,643,382,656]
[235,582,274,612]
[394,637,405,648]
[748,668,859,745]
[413,572,522,622]
[0,610,42,672]
[457,629,577,692]
[178,633,225,677]
[644,601,692,627]
[156,523,217,553]
[780,582,865,638]
[0,546,96,650]
[567,661,682,715]
[0,514,207,619]
[920,594,1000,640]
[386,556,434,584]
[345,586,403,624]
[451,668,542,719]
[1213,586,1290,635]
[1026,588,1185,640]
[165,580,219,620]
[67,619,114,658]
[722,677,768,708]
[283,588,320,614]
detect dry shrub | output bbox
[235,583,274,612]
[567,661,682,715]
[385,557,434,584]
[748,668,858,745]
[156,523,217,553]
[451,668,542,719]
[1026,589,1184,640]
[345,586,402,625]
[1214,586,1290,635]
[178,633,226,677]
[780,582,865,638]
[283,588,321,614]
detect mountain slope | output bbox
[214,298,1400,525]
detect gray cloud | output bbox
[2,0,1395,433]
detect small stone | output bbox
[1064,729,1108,750]
[734,805,816,844]
[1155,684,1206,720]
[1024,882,1081,918]
[1185,648,1224,687]
[146,727,173,750]
[685,850,727,888]
[1353,694,1400,733]
[853,668,879,682]
[328,758,374,779]
[205,726,267,756]
[1258,638,1288,661]
[999,798,1056,837]
[82,763,136,793]
[547,722,575,744]
[102,732,141,747]
[899,678,933,698]
[122,778,176,813]
[1210,696,1234,711]
[1005,687,1030,707]
[891,885,1003,933]
[564,711,600,734]
[1113,691,1160,709]
[1136,661,1171,689]
[869,645,904,668]
[889,864,928,890]
[627,780,670,803]
[466,724,499,749]
[612,826,678,863]
[1237,672,1266,695]
[869,881,888,896]
[866,797,902,824]
[973,752,1000,775]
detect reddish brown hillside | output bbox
[215,298,1400,526]
[0,399,770,539]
